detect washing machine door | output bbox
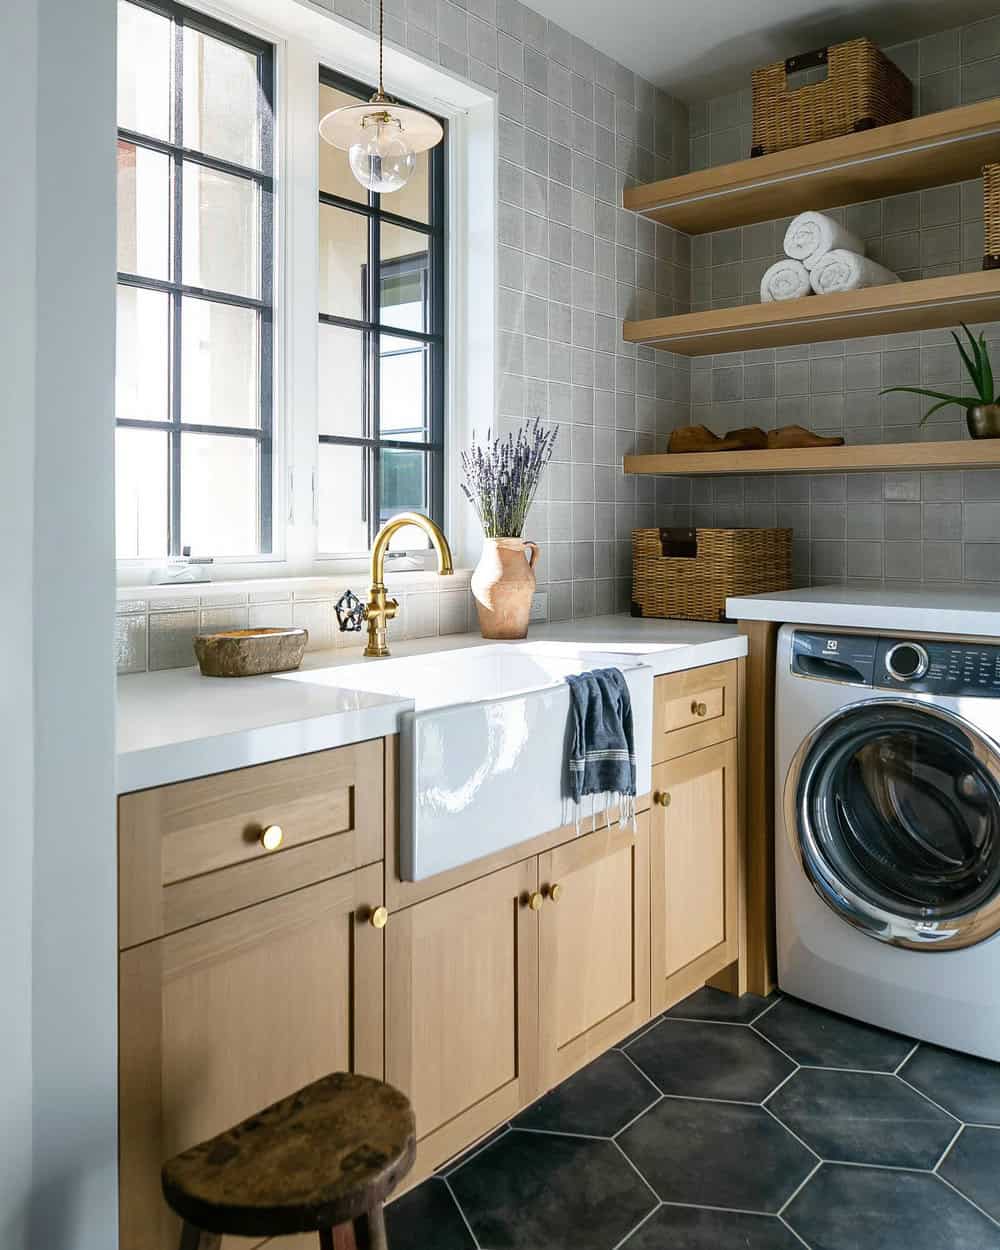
[787,699,1000,950]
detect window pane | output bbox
[318,443,368,553]
[182,163,259,297]
[380,225,430,331]
[117,285,170,422]
[380,336,429,441]
[116,426,169,558]
[181,433,260,555]
[318,83,367,205]
[183,26,263,169]
[319,203,368,321]
[181,298,259,428]
[388,149,430,224]
[318,324,365,437]
[117,141,171,279]
[117,0,172,140]
[380,448,427,517]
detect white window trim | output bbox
[117,0,496,588]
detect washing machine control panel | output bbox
[875,638,1000,697]
[791,631,1000,697]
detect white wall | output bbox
[0,1,38,1246]
[26,0,119,1245]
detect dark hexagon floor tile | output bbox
[513,1049,659,1137]
[940,1127,1000,1222]
[784,1163,1000,1250]
[754,996,913,1070]
[448,1128,656,1250]
[900,1044,1000,1125]
[385,1178,475,1250]
[618,1097,816,1212]
[665,986,776,1025]
[766,1068,957,1168]
[626,1018,794,1102]
[619,1204,803,1249]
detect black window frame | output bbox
[116,0,275,558]
[317,66,446,553]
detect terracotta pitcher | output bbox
[471,538,540,640]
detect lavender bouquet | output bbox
[460,419,558,538]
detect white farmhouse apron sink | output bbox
[280,643,652,879]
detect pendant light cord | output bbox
[378,0,385,97]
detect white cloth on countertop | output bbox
[760,257,812,302]
[784,211,865,271]
[809,249,901,295]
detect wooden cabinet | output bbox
[650,739,740,1013]
[385,859,540,1179]
[538,816,650,1087]
[652,660,737,763]
[119,739,384,947]
[119,863,384,1250]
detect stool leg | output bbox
[354,1205,388,1250]
[179,1223,221,1250]
[321,1225,356,1250]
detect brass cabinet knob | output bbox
[527,891,543,911]
[654,791,671,808]
[369,905,389,929]
[691,700,708,717]
[260,824,283,851]
[548,883,563,903]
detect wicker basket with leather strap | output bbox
[632,527,793,623]
[750,38,912,157]
[985,164,1000,270]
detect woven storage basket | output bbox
[985,164,1000,270]
[750,38,912,157]
[632,527,792,623]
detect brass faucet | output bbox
[363,512,453,657]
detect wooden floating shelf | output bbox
[623,98,1000,234]
[624,439,1000,477]
[624,270,1000,356]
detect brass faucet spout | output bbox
[364,512,453,657]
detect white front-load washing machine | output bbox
[776,623,1000,1060]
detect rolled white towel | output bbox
[809,249,901,295]
[784,212,864,271]
[761,258,812,303]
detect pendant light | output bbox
[318,0,443,194]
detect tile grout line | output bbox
[894,1072,966,1123]
[894,1041,921,1074]
[441,1124,511,1178]
[934,1169,1000,1230]
[759,1062,802,1106]
[607,1200,663,1250]
[931,1121,965,1173]
[506,1124,610,1142]
[748,995,784,1025]
[748,1023,803,1068]
[612,1092,665,1140]
[440,1175,483,1250]
[778,1211,814,1249]
[761,1103,823,1162]
[777,1159,824,1216]
[618,1041,667,1096]
[611,1135,666,1207]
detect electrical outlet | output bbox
[529,591,548,623]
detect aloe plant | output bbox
[881,323,997,423]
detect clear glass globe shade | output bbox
[348,124,416,193]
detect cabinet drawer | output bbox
[653,660,737,762]
[119,739,385,948]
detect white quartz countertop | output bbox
[727,585,1000,637]
[117,614,746,794]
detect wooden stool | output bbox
[161,1072,416,1250]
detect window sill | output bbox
[117,566,474,608]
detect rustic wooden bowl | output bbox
[193,628,308,677]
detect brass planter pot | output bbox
[968,404,1000,439]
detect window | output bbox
[115,0,274,559]
[316,70,446,555]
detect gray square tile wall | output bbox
[676,16,1000,588]
[314,0,696,623]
